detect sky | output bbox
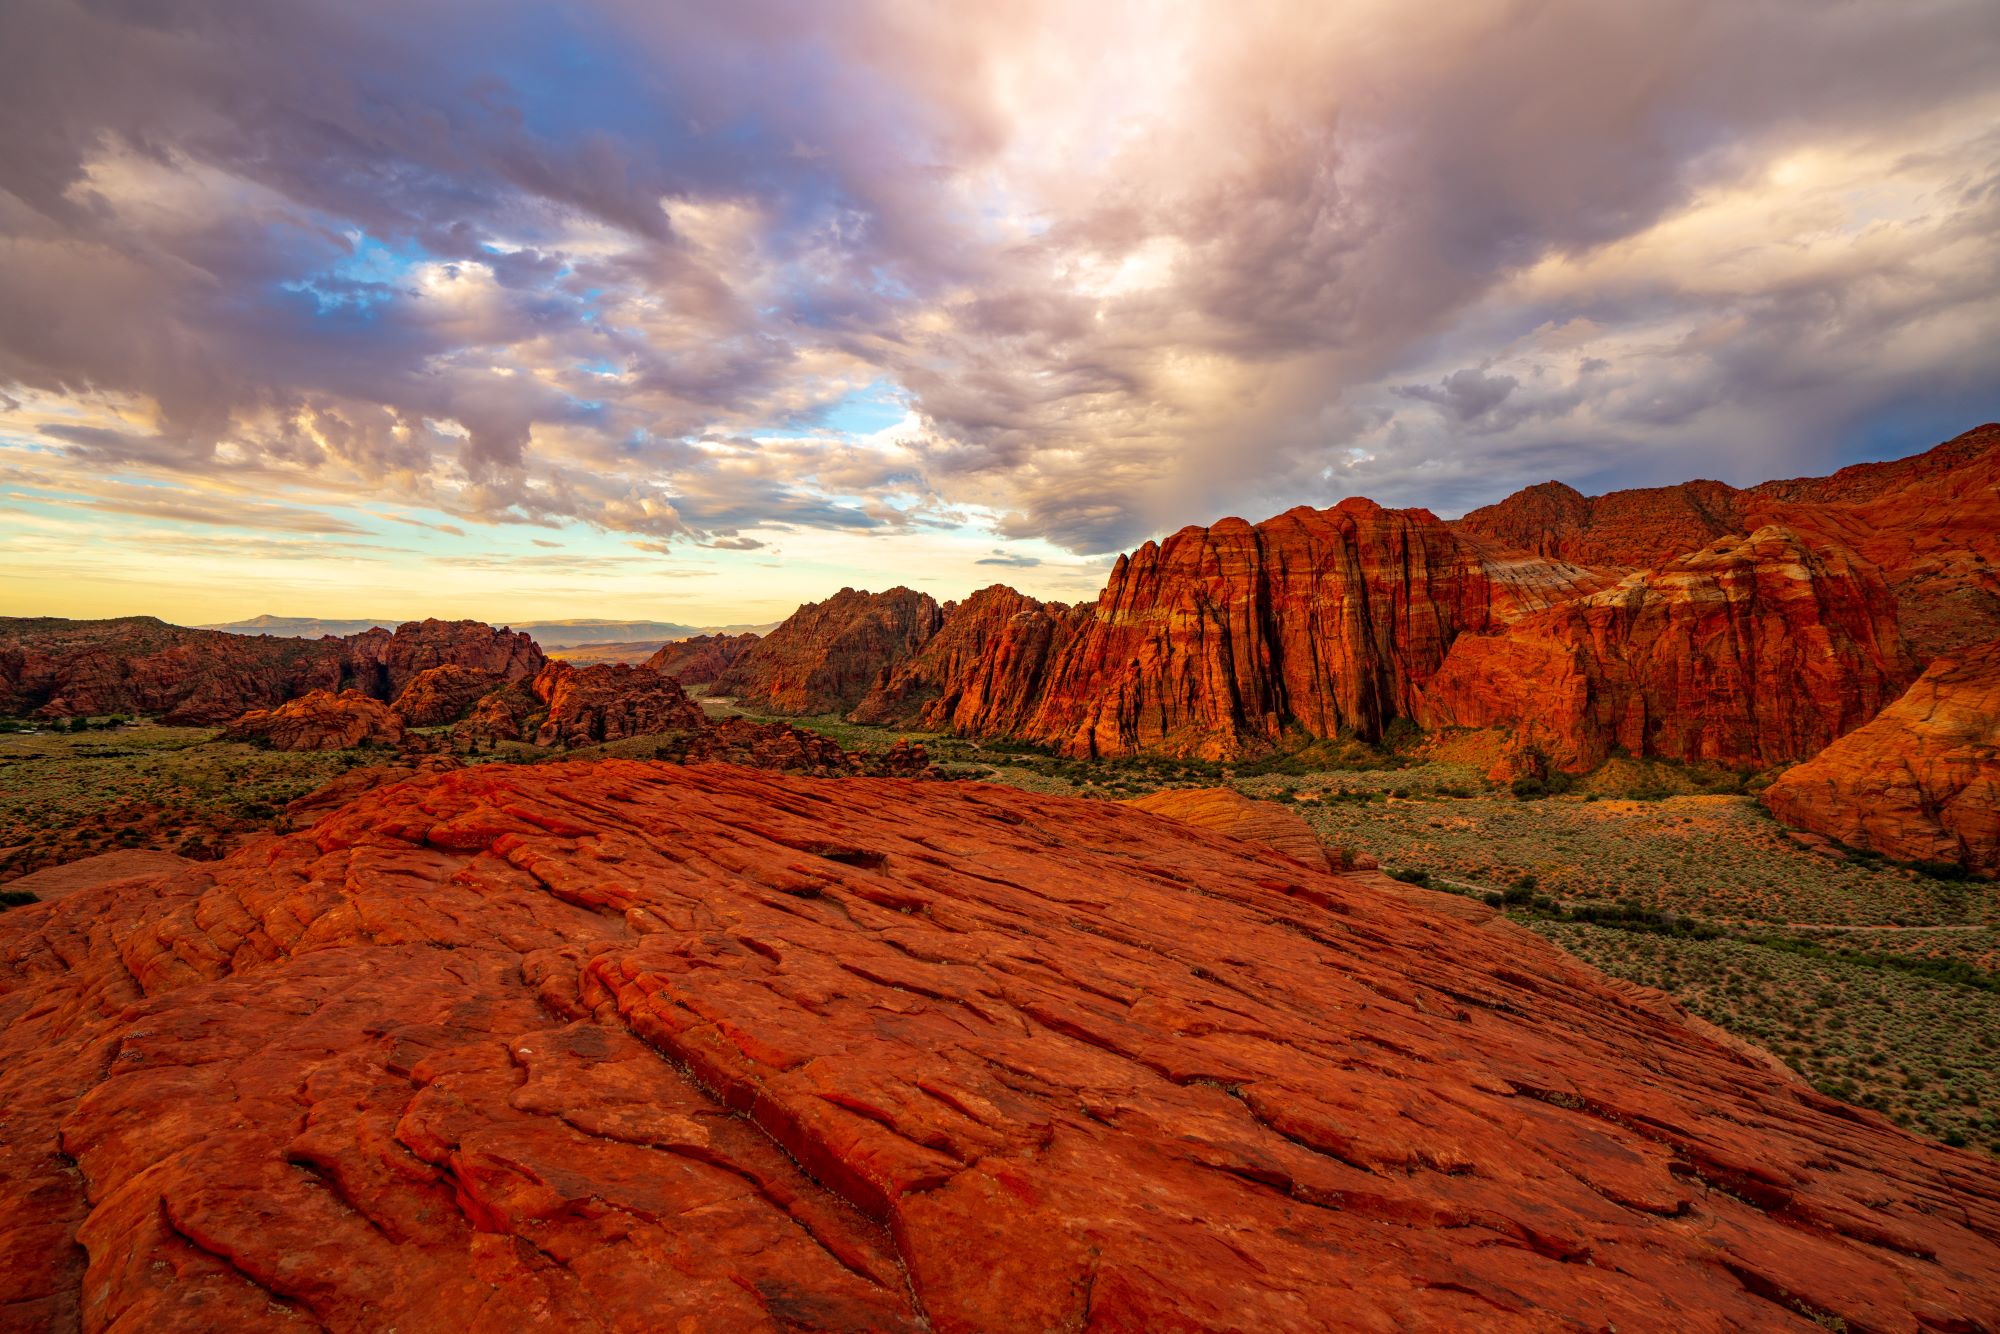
[3,0,1998,626]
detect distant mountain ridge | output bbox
[200,615,778,647]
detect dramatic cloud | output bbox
[3,0,1998,609]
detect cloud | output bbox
[1395,369,1520,423]
[0,0,1996,568]
[974,550,1042,569]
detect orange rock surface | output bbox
[0,615,544,722]
[1746,424,2000,658]
[391,664,505,726]
[3,761,1997,1330]
[1763,642,2000,877]
[1419,528,1915,771]
[221,688,407,750]
[998,499,1602,758]
[714,587,945,715]
[849,585,1085,731]
[1457,477,1749,570]
[1125,786,1334,870]
[642,631,762,683]
[341,618,545,700]
[528,660,707,747]
[1459,424,2000,658]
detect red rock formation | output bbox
[642,631,761,683]
[1457,478,1750,569]
[714,586,944,715]
[391,664,505,726]
[283,755,465,826]
[1419,528,1916,772]
[0,850,190,906]
[1000,499,1602,759]
[528,660,707,748]
[849,585,1085,730]
[1125,787,1334,871]
[221,689,406,751]
[0,615,545,722]
[656,716,936,777]
[1459,424,2000,657]
[0,616,348,722]
[3,761,1997,1330]
[1745,424,2000,658]
[453,680,541,744]
[1762,642,2000,877]
[342,618,544,699]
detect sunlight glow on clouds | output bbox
[2,0,1998,621]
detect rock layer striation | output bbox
[2,761,1997,1330]
[1762,642,2000,877]
[714,587,944,715]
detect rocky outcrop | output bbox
[997,499,1602,759]
[1459,424,2000,658]
[1125,787,1334,871]
[342,618,544,699]
[0,615,545,722]
[4,760,1997,1330]
[221,688,406,750]
[1457,478,1749,570]
[642,631,761,683]
[283,755,465,826]
[0,616,346,722]
[656,717,935,777]
[849,585,1085,730]
[1420,528,1915,772]
[1763,643,2000,877]
[391,664,505,726]
[528,660,707,748]
[452,680,541,744]
[714,587,944,715]
[1744,424,2000,659]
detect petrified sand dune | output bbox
[1125,785,1337,871]
[3,761,1996,1330]
[1763,642,2000,877]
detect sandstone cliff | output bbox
[1762,642,2000,877]
[642,631,761,683]
[342,618,544,699]
[994,499,1602,758]
[849,585,1086,730]
[1459,424,2000,657]
[714,586,943,715]
[3,761,1995,1329]
[1419,528,1915,771]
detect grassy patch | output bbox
[0,720,378,881]
[1531,921,2000,1153]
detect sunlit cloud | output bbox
[3,0,1998,624]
